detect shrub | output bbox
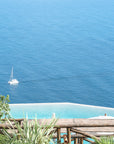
[94,136,114,144]
[0,95,10,120]
[3,117,57,144]
[0,134,10,144]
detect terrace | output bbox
[1,102,114,143]
[1,118,114,143]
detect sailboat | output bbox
[8,67,19,85]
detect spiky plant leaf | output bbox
[3,117,57,144]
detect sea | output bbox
[0,0,114,108]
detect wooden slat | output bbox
[55,119,114,127]
[80,138,83,144]
[74,138,78,144]
[67,128,71,144]
[18,119,114,128]
[57,128,61,143]
[1,119,24,122]
[76,127,114,132]
[70,128,100,140]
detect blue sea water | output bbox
[0,0,114,107]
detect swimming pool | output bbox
[10,103,114,119]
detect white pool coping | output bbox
[9,102,114,110]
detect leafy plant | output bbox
[0,134,10,144]
[0,95,10,120]
[94,136,114,144]
[3,117,57,144]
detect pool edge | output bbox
[9,102,114,110]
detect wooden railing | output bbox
[51,119,114,144]
[0,119,114,144]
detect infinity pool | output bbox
[10,103,114,119]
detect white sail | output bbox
[10,67,13,81]
[8,67,19,85]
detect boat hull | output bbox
[8,79,19,85]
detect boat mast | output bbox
[10,67,13,80]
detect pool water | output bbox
[10,103,114,119]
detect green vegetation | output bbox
[0,95,11,143]
[3,118,57,144]
[0,95,10,120]
[0,134,10,144]
[0,95,57,144]
[94,137,114,144]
